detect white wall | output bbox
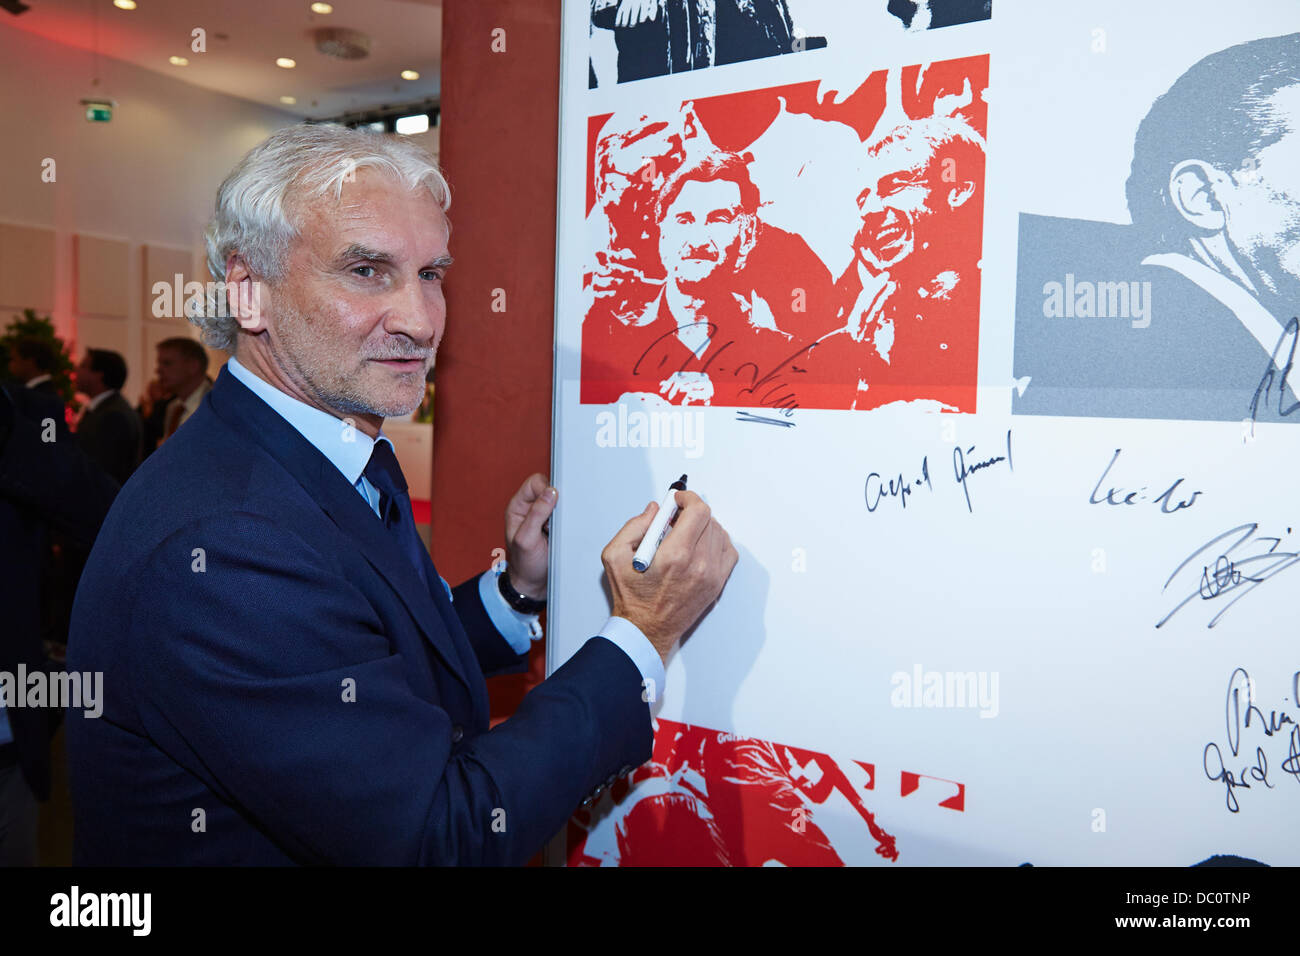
[0,24,298,402]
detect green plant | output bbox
[1,309,80,412]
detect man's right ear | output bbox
[1168,160,1229,232]
[223,254,269,334]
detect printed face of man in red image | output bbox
[597,119,679,209]
[657,178,751,290]
[853,135,938,272]
[853,124,978,274]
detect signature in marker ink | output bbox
[1157,523,1300,628]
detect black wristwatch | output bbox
[497,567,547,614]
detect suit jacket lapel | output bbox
[206,367,475,697]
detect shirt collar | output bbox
[226,356,390,486]
[25,374,52,388]
[182,379,211,410]
[87,389,116,412]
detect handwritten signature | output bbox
[1247,316,1299,427]
[865,456,932,512]
[866,430,1012,514]
[1203,667,1300,813]
[1157,523,1300,628]
[632,325,814,423]
[1089,449,1201,513]
[953,430,1014,513]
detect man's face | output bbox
[75,354,103,395]
[599,119,679,204]
[658,178,747,288]
[7,351,36,382]
[853,137,940,271]
[154,348,195,393]
[264,170,448,421]
[1222,84,1300,296]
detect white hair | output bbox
[192,124,451,353]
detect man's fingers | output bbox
[605,247,639,264]
[515,483,557,548]
[508,473,548,510]
[610,500,658,552]
[661,490,711,554]
[603,261,642,279]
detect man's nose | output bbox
[684,233,715,254]
[382,277,441,344]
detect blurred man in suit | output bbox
[154,337,213,444]
[136,377,174,461]
[74,349,142,486]
[6,336,66,422]
[67,124,737,865]
[0,386,117,864]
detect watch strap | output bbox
[497,566,546,614]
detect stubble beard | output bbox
[275,298,429,421]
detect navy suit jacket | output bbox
[0,386,117,799]
[66,365,652,865]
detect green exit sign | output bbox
[82,101,113,122]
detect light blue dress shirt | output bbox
[225,358,664,696]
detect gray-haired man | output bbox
[66,124,736,865]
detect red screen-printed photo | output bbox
[566,718,909,866]
[579,54,988,415]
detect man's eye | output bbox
[353,264,377,278]
[420,270,443,282]
[881,176,920,194]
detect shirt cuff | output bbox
[598,616,666,704]
[479,567,543,655]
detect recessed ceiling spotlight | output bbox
[169,55,189,66]
[113,0,137,10]
[276,57,297,69]
[310,2,333,13]
[280,95,297,105]
[400,69,419,81]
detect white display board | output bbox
[549,0,1300,865]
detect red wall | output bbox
[435,0,561,719]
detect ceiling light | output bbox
[169,55,188,66]
[310,2,333,13]
[276,57,296,69]
[395,114,429,135]
[113,0,137,9]
[280,95,297,105]
[400,69,419,81]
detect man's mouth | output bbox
[680,246,719,263]
[861,211,911,260]
[874,210,909,244]
[876,223,907,245]
[370,357,427,372]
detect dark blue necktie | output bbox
[363,440,430,591]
